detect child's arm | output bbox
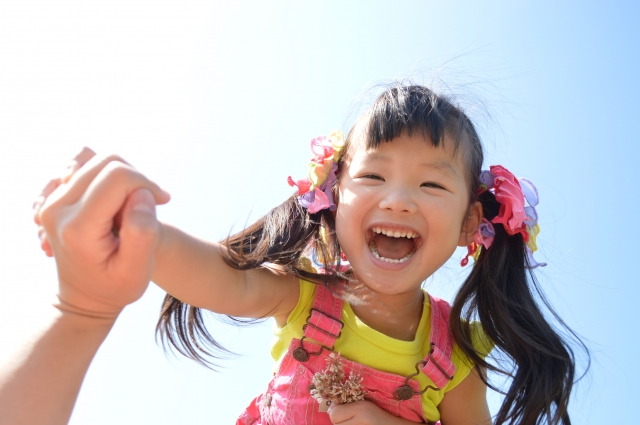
[153,224,300,323]
[438,368,492,425]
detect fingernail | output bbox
[131,189,156,214]
[132,202,154,214]
[73,146,95,161]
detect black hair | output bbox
[157,83,586,425]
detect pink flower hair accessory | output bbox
[288,131,345,214]
[463,165,546,269]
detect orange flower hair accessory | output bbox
[287,131,345,213]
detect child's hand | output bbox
[327,400,417,425]
[34,149,171,319]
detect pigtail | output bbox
[156,194,348,367]
[450,190,580,425]
[220,194,344,282]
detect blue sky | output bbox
[1,1,638,423]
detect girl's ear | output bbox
[458,201,483,247]
[331,179,341,219]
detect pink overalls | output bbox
[237,285,456,425]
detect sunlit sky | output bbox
[1,1,638,423]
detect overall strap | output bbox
[419,295,456,389]
[302,284,344,348]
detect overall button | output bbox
[292,347,309,362]
[393,385,414,401]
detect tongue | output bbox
[373,234,414,260]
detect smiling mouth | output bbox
[367,226,422,264]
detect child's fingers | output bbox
[327,401,381,424]
[327,402,351,424]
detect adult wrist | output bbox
[53,298,121,332]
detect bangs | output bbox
[365,85,468,154]
[340,84,484,199]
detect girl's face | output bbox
[336,132,480,297]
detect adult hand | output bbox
[0,149,171,425]
[34,148,171,318]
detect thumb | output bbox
[116,188,159,281]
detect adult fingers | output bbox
[33,147,98,255]
[33,147,97,226]
[37,227,53,257]
[33,177,62,256]
[33,178,62,225]
[61,147,96,183]
[52,153,133,208]
[114,188,159,288]
[69,161,169,239]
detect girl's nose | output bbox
[378,189,418,214]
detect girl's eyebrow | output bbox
[418,161,459,178]
[365,152,459,178]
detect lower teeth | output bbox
[369,243,414,264]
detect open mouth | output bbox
[367,226,422,264]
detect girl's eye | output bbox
[361,174,384,181]
[421,182,444,189]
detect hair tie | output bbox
[462,165,546,269]
[287,131,345,213]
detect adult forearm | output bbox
[0,308,115,425]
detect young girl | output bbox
[141,84,578,425]
[40,84,577,425]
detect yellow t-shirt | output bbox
[271,279,493,423]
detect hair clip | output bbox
[462,166,546,269]
[288,131,345,214]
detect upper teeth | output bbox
[371,227,418,239]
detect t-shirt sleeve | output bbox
[444,321,494,392]
[270,279,316,366]
[286,279,316,327]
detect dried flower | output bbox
[309,353,367,407]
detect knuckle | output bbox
[103,153,127,165]
[102,160,136,182]
[59,220,83,249]
[101,162,134,185]
[33,205,42,224]
[100,154,128,171]
[38,202,56,230]
[39,194,67,231]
